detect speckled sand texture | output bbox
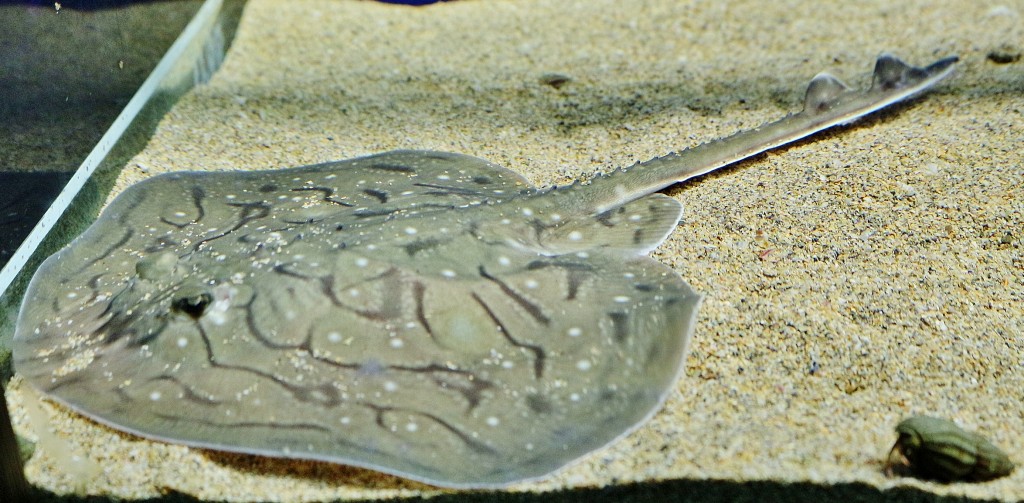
[7,0,1024,500]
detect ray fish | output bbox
[13,54,957,487]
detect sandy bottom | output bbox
[7,0,1024,501]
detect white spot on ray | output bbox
[498,256,511,266]
[614,295,631,303]
[405,227,418,235]
[327,332,342,343]
[486,416,500,427]
[176,337,188,348]
[384,381,398,392]
[576,360,592,371]
[355,257,369,267]
[149,391,161,401]
[524,279,538,289]
[441,269,456,278]
[567,327,582,337]
[568,231,583,241]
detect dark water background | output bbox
[0,1,203,268]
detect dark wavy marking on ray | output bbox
[412,281,436,341]
[291,186,354,206]
[403,236,449,256]
[608,311,630,344]
[412,182,489,198]
[367,162,415,173]
[363,402,498,456]
[191,201,272,251]
[271,264,344,307]
[195,323,346,407]
[478,266,550,326]
[362,188,389,203]
[471,292,546,379]
[353,207,402,218]
[147,375,223,406]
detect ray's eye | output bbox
[172,293,213,319]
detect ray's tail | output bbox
[575,53,958,215]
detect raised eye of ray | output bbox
[12,54,956,488]
[171,293,213,319]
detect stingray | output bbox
[13,54,955,488]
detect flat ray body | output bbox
[13,54,956,487]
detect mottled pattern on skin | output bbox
[12,54,955,488]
